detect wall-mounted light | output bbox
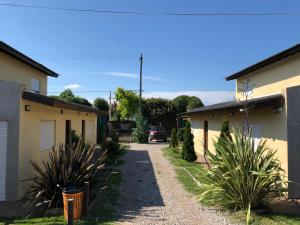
[273,107,282,114]
[60,109,64,114]
[86,113,89,116]
[25,105,32,112]
[239,108,245,112]
[229,112,235,117]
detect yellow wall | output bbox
[236,54,300,100]
[18,100,98,198]
[0,52,48,95]
[189,104,288,175]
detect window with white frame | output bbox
[40,120,55,151]
[31,78,40,94]
[86,120,94,137]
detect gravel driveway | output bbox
[115,143,233,225]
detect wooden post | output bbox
[67,199,74,225]
[83,182,90,216]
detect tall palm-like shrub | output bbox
[170,128,178,148]
[24,140,107,210]
[199,129,284,211]
[181,121,197,162]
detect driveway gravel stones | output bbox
[116,143,233,225]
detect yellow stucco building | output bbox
[0,41,107,202]
[183,44,300,198]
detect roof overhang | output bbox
[0,41,59,77]
[22,91,108,115]
[181,94,284,116]
[226,43,300,81]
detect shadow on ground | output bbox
[115,147,165,222]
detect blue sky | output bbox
[0,0,299,105]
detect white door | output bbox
[0,121,8,201]
[250,124,262,151]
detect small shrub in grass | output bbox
[181,121,197,162]
[199,129,284,212]
[170,128,178,148]
[218,121,232,144]
[131,113,149,143]
[177,128,185,142]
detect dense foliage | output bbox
[94,97,109,111]
[24,140,107,210]
[170,128,178,148]
[131,113,149,143]
[173,95,203,113]
[142,98,177,133]
[115,87,139,120]
[177,128,185,142]
[51,89,92,106]
[181,121,197,162]
[199,130,284,211]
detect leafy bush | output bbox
[199,130,284,211]
[177,128,185,142]
[70,129,80,145]
[131,113,149,143]
[181,121,197,162]
[170,128,178,148]
[24,140,107,210]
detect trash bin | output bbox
[62,186,83,221]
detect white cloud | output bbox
[63,84,81,90]
[102,72,163,81]
[143,91,235,105]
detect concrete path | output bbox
[115,143,232,225]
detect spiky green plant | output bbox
[23,139,107,211]
[199,129,284,211]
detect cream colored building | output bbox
[0,41,107,202]
[183,44,300,198]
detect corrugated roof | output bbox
[22,91,108,115]
[181,94,284,115]
[0,41,59,77]
[226,44,300,81]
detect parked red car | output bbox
[148,126,167,142]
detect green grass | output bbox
[163,146,205,195]
[164,147,300,225]
[0,153,125,225]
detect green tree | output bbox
[187,96,204,110]
[218,121,232,143]
[94,98,109,111]
[131,113,149,143]
[173,95,203,113]
[51,89,92,106]
[115,87,139,120]
[181,121,197,162]
[142,98,177,132]
[170,128,178,148]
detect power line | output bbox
[48,90,139,93]
[0,3,295,16]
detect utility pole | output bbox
[139,54,143,114]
